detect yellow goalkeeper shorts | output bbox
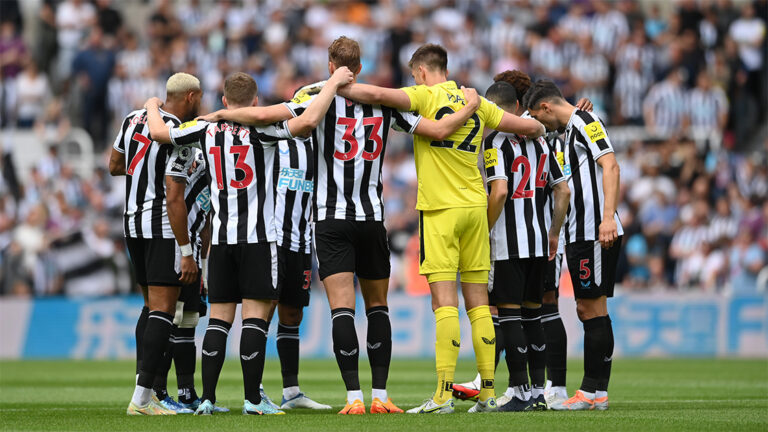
[418,206,490,283]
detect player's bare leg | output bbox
[360,277,401,413]
[323,272,365,414]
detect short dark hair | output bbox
[328,36,361,72]
[484,81,518,111]
[224,72,258,106]
[493,70,532,105]
[408,43,448,72]
[523,79,564,110]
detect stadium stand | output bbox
[0,0,765,297]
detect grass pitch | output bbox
[1,358,766,431]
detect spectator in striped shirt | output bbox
[688,71,729,136]
[643,69,689,138]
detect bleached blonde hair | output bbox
[166,72,201,96]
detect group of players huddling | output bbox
[109,35,622,416]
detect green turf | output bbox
[1,358,767,431]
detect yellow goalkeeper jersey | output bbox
[402,81,505,211]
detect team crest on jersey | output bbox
[179,119,197,130]
[585,121,606,143]
[484,148,498,168]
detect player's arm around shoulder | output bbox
[485,98,544,138]
[337,82,413,112]
[285,66,354,137]
[199,103,294,126]
[143,97,174,144]
[414,86,480,140]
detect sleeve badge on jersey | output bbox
[556,151,565,169]
[585,121,606,143]
[179,119,198,130]
[484,148,498,169]
[291,92,312,105]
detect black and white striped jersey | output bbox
[613,68,650,120]
[165,146,211,263]
[284,92,421,222]
[548,135,567,255]
[688,87,728,131]
[113,108,181,239]
[484,113,567,260]
[273,137,313,254]
[168,119,293,245]
[643,81,687,136]
[561,110,624,244]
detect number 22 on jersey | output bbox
[510,153,548,199]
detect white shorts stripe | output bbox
[593,240,603,286]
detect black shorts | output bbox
[208,242,279,303]
[543,253,564,298]
[278,247,311,307]
[125,237,181,287]
[566,238,622,299]
[489,257,548,306]
[314,219,390,280]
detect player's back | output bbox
[284,93,421,222]
[114,108,181,239]
[169,118,293,245]
[402,80,504,211]
[484,128,565,260]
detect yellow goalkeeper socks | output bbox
[434,306,460,405]
[468,305,496,402]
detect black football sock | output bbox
[492,314,503,370]
[521,307,546,391]
[241,318,269,404]
[152,325,176,400]
[331,308,360,391]
[201,318,231,404]
[135,306,149,374]
[173,327,198,404]
[581,315,610,393]
[366,306,392,390]
[498,308,528,388]
[598,315,614,392]
[137,311,174,390]
[277,322,300,389]
[541,303,567,387]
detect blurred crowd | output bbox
[0,0,766,297]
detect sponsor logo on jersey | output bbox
[277,168,313,192]
[196,186,211,213]
[484,148,498,168]
[585,121,606,143]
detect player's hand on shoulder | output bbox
[329,66,354,88]
[197,110,223,123]
[575,98,593,112]
[461,86,480,111]
[144,97,163,109]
